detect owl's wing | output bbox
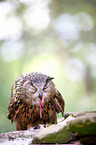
[7,87,23,123]
[7,76,24,123]
[7,97,20,123]
[54,89,65,116]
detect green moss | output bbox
[68,123,96,136]
[33,127,73,144]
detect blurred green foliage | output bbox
[0,0,96,133]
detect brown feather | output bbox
[54,89,65,116]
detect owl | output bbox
[7,72,65,130]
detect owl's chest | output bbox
[17,101,55,123]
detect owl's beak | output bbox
[38,92,44,118]
[38,92,42,100]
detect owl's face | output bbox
[21,73,55,105]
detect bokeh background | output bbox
[0,0,96,133]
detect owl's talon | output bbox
[34,124,40,129]
[29,124,41,130]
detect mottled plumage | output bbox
[7,72,65,130]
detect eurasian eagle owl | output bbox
[7,72,65,130]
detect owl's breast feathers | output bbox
[7,94,64,124]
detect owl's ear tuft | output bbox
[47,77,54,81]
[45,77,54,87]
[50,77,54,80]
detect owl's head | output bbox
[21,72,55,105]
